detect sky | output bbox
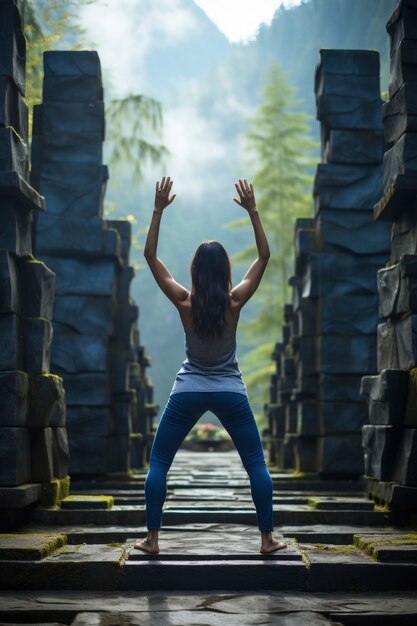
[195,0,303,42]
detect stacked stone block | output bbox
[266,50,391,477]
[362,0,417,511]
[0,0,68,514]
[31,50,156,475]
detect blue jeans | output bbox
[144,391,274,531]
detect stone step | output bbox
[1,543,417,591]
[1,590,417,626]
[307,497,375,511]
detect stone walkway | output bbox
[1,449,417,624]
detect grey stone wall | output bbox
[31,50,157,475]
[0,0,68,518]
[265,49,391,477]
[362,0,417,512]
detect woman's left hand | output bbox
[154,176,176,213]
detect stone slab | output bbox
[66,406,114,437]
[320,334,376,375]
[61,496,114,510]
[360,369,409,427]
[319,374,365,404]
[0,126,28,180]
[383,82,417,144]
[0,198,33,257]
[314,163,383,212]
[18,257,55,320]
[387,0,417,54]
[316,208,390,256]
[389,40,417,98]
[52,427,69,479]
[35,214,120,258]
[0,249,18,314]
[0,370,28,427]
[0,483,41,509]
[29,374,65,429]
[43,50,102,78]
[0,1,26,95]
[30,163,107,218]
[32,132,103,168]
[53,295,114,336]
[64,373,109,406]
[0,314,21,371]
[374,173,417,222]
[316,435,364,476]
[51,334,108,374]
[318,295,379,335]
[38,256,117,298]
[0,170,44,212]
[21,316,52,374]
[384,133,417,192]
[318,402,368,435]
[33,101,104,136]
[323,129,384,165]
[377,260,417,319]
[0,76,28,141]
[42,76,103,103]
[315,49,380,79]
[362,424,400,481]
[30,427,54,483]
[0,533,66,560]
[0,426,30,486]
[316,95,383,131]
[393,428,417,486]
[391,213,417,262]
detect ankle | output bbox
[261,531,272,541]
[147,529,159,541]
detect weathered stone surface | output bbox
[389,40,417,98]
[315,49,380,80]
[0,370,28,427]
[35,214,120,258]
[323,129,384,164]
[43,50,102,78]
[18,258,55,320]
[51,334,108,374]
[361,369,409,426]
[405,367,417,427]
[106,220,131,266]
[30,427,54,482]
[63,373,109,407]
[0,126,28,179]
[52,427,69,479]
[317,435,364,475]
[314,164,383,212]
[29,374,65,428]
[33,101,105,136]
[68,435,112,474]
[0,170,44,212]
[0,76,28,141]
[377,321,398,370]
[112,403,132,435]
[393,427,417,486]
[0,314,21,370]
[374,173,417,222]
[0,249,18,313]
[21,317,52,374]
[39,256,117,297]
[0,483,41,508]
[0,199,33,256]
[296,401,317,436]
[0,0,26,95]
[318,402,368,435]
[316,208,390,255]
[0,533,66,560]
[53,295,114,336]
[383,82,417,144]
[319,374,364,403]
[383,133,417,191]
[114,304,139,344]
[303,254,387,298]
[30,163,108,218]
[42,76,103,103]
[293,436,317,472]
[391,212,417,261]
[362,424,400,480]
[318,295,379,335]
[395,314,417,368]
[66,406,114,436]
[316,95,383,132]
[117,266,135,304]
[0,426,30,486]
[320,334,376,375]
[387,1,417,55]
[32,132,103,168]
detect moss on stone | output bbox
[40,476,71,507]
[62,495,114,509]
[0,533,67,560]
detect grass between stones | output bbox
[0,533,68,560]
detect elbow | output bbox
[261,249,271,262]
[144,249,155,262]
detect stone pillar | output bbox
[266,50,391,478]
[31,51,157,475]
[0,0,68,524]
[362,0,417,513]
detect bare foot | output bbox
[133,537,159,554]
[260,539,287,554]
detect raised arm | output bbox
[230,179,270,309]
[144,176,189,307]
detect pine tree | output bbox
[230,63,317,423]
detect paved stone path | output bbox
[1,449,417,624]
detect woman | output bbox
[135,176,287,555]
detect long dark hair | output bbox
[190,241,232,340]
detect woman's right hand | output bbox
[233,179,257,213]
[154,176,176,213]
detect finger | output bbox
[243,178,250,191]
[164,176,171,191]
[238,179,247,196]
[235,183,244,199]
[155,181,159,192]
[233,197,242,206]
[250,183,254,193]
[168,194,176,205]
[168,179,173,193]
[161,176,166,190]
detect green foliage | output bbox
[230,64,317,420]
